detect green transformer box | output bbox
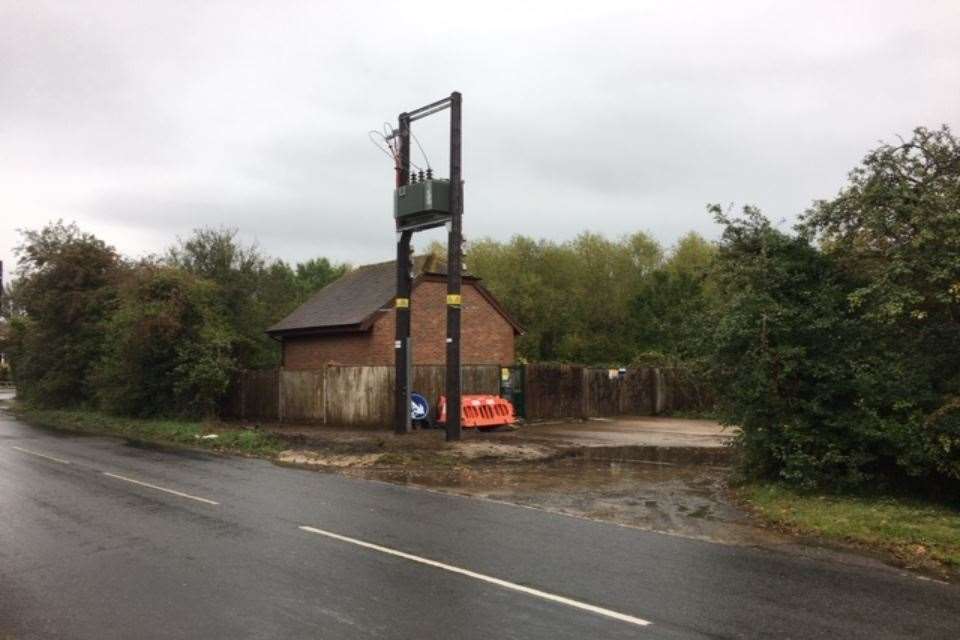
[394,179,451,232]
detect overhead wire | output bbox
[369,121,431,173]
[411,132,431,172]
[368,130,398,162]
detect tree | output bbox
[629,232,717,363]
[294,257,349,302]
[167,228,281,369]
[799,125,960,484]
[9,222,121,407]
[703,185,960,490]
[801,125,960,327]
[667,232,717,279]
[7,221,349,416]
[466,231,666,364]
[95,264,237,418]
[168,228,350,369]
[703,206,874,487]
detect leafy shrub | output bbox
[7,222,120,407]
[702,126,960,490]
[94,265,238,418]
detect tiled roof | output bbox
[267,254,485,335]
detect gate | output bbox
[498,366,526,419]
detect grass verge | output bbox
[740,483,960,572]
[13,406,285,458]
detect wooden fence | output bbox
[224,364,499,426]
[524,364,585,420]
[523,364,707,420]
[223,363,708,427]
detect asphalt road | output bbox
[1,405,958,639]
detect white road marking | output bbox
[102,472,219,505]
[299,525,652,628]
[11,446,72,465]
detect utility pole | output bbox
[444,92,463,441]
[388,92,463,441]
[394,113,413,435]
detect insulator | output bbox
[418,170,425,182]
[426,168,433,180]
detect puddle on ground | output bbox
[338,458,783,546]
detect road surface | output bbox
[1,405,958,639]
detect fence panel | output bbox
[462,365,501,396]
[654,368,712,415]
[524,363,585,419]
[582,368,618,417]
[280,369,324,422]
[323,366,393,427]
[620,368,656,415]
[410,365,445,406]
[409,365,499,406]
[222,363,709,426]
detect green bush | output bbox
[6,222,347,420]
[906,399,960,482]
[701,127,960,491]
[6,222,121,408]
[704,207,872,487]
[94,265,238,418]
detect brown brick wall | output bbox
[282,320,391,369]
[281,280,516,369]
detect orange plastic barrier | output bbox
[437,395,516,429]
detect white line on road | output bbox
[299,525,652,628]
[11,446,72,465]
[102,472,219,505]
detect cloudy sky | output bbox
[2,1,958,275]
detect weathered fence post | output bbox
[277,368,283,423]
[321,366,328,425]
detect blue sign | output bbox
[410,393,429,421]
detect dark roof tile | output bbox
[268,254,444,334]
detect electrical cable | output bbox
[369,122,427,172]
[368,130,397,162]
[382,123,396,157]
[411,131,431,171]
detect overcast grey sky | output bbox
[2,1,958,274]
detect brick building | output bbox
[268,255,522,369]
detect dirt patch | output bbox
[278,451,383,468]
[276,439,555,470]
[278,446,771,546]
[265,416,734,467]
[357,458,759,542]
[447,440,557,461]
[526,416,737,448]
[267,419,771,545]
[273,428,560,470]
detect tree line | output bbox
[2,227,347,417]
[2,125,958,492]
[465,126,959,492]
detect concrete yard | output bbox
[268,415,735,465]
[523,416,735,448]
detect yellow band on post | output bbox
[446,294,462,306]
[395,297,410,308]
